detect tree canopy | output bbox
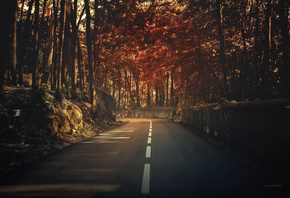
[1,0,289,108]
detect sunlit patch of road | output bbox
[0,184,120,197]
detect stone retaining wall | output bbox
[116,108,175,119]
[180,100,290,173]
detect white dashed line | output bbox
[145,146,151,158]
[141,164,150,194]
[147,137,151,144]
[141,120,152,195]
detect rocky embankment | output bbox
[0,87,119,175]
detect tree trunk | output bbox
[56,0,66,100]
[71,0,78,96]
[62,0,71,98]
[94,0,100,88]
[170,71,174,107]
[155,82,159,106]
[278,0,289,98]
[32,0,40,89]
[240,14,250,99]
[166,72,169,106]
[51,0,58,90]
[12,2,18,86]
[85,0,94,105]
[0,0,17,98]
[118,70,121,108]
[216,0,230,99]
[262,0,272,99]
[253,0,260,97]
[147,84,151,107]
[18,0,34,86]
[77,38,84,93]
[39,0,48,86]
[136,77,140,107]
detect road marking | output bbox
[141,164,150,194]
[145,146,151,158]
[106,130,134,133]
[148,132,152,137]
[147,137,151,144]
[149,128,152,132]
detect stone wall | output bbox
[180,99,290,172]
[116,108,175,119]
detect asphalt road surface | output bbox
[0,118,287,198]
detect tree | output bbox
[84,0,94,105]
[278,0,289,98]
[216,0,230,99]
[0,0,17,98]
[32,0,40,89]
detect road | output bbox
[0,118,287,198]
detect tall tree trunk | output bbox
[156,81,159,106]
[56,0,66,100]
[262,0,272,99]
[136,76,140,107]
[147,84,151,107]
[166,72,169,106]
[118,70,121,108]
[85,0,94,105]
[216,0,230,99]
[12,2,18,86]
[94,0,100,88]
[39,0,48,86]
[18,0,34,85]
[62,0,71,98]
[253,0,260,97]
[71,0,78,96]
[170,71,174,107]
[32,0,40,89]
[0,0,17,98]
[77,38,84,93]
[51,0,58,90]
[278,0,289,98]
[240,14,250,99]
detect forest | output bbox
[0,0,289,109]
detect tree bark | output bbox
[71,0,78,96]
[253,0,260,97]
[240,14,250,99]
[85,0,94,105]
[262,0,272,99]
[216,0,230,99]
[51,0,58,90]
[136,78,140,107]
[77,38,84,93]
[12,2,18,86]
[156,81,159,106]
[0,0,17,98]
[18,0,34,86]
[32,0,40,89]
[166,72,169,106]
[56,0,66,100]
[278,0,289,98]
[170,71,174,107]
